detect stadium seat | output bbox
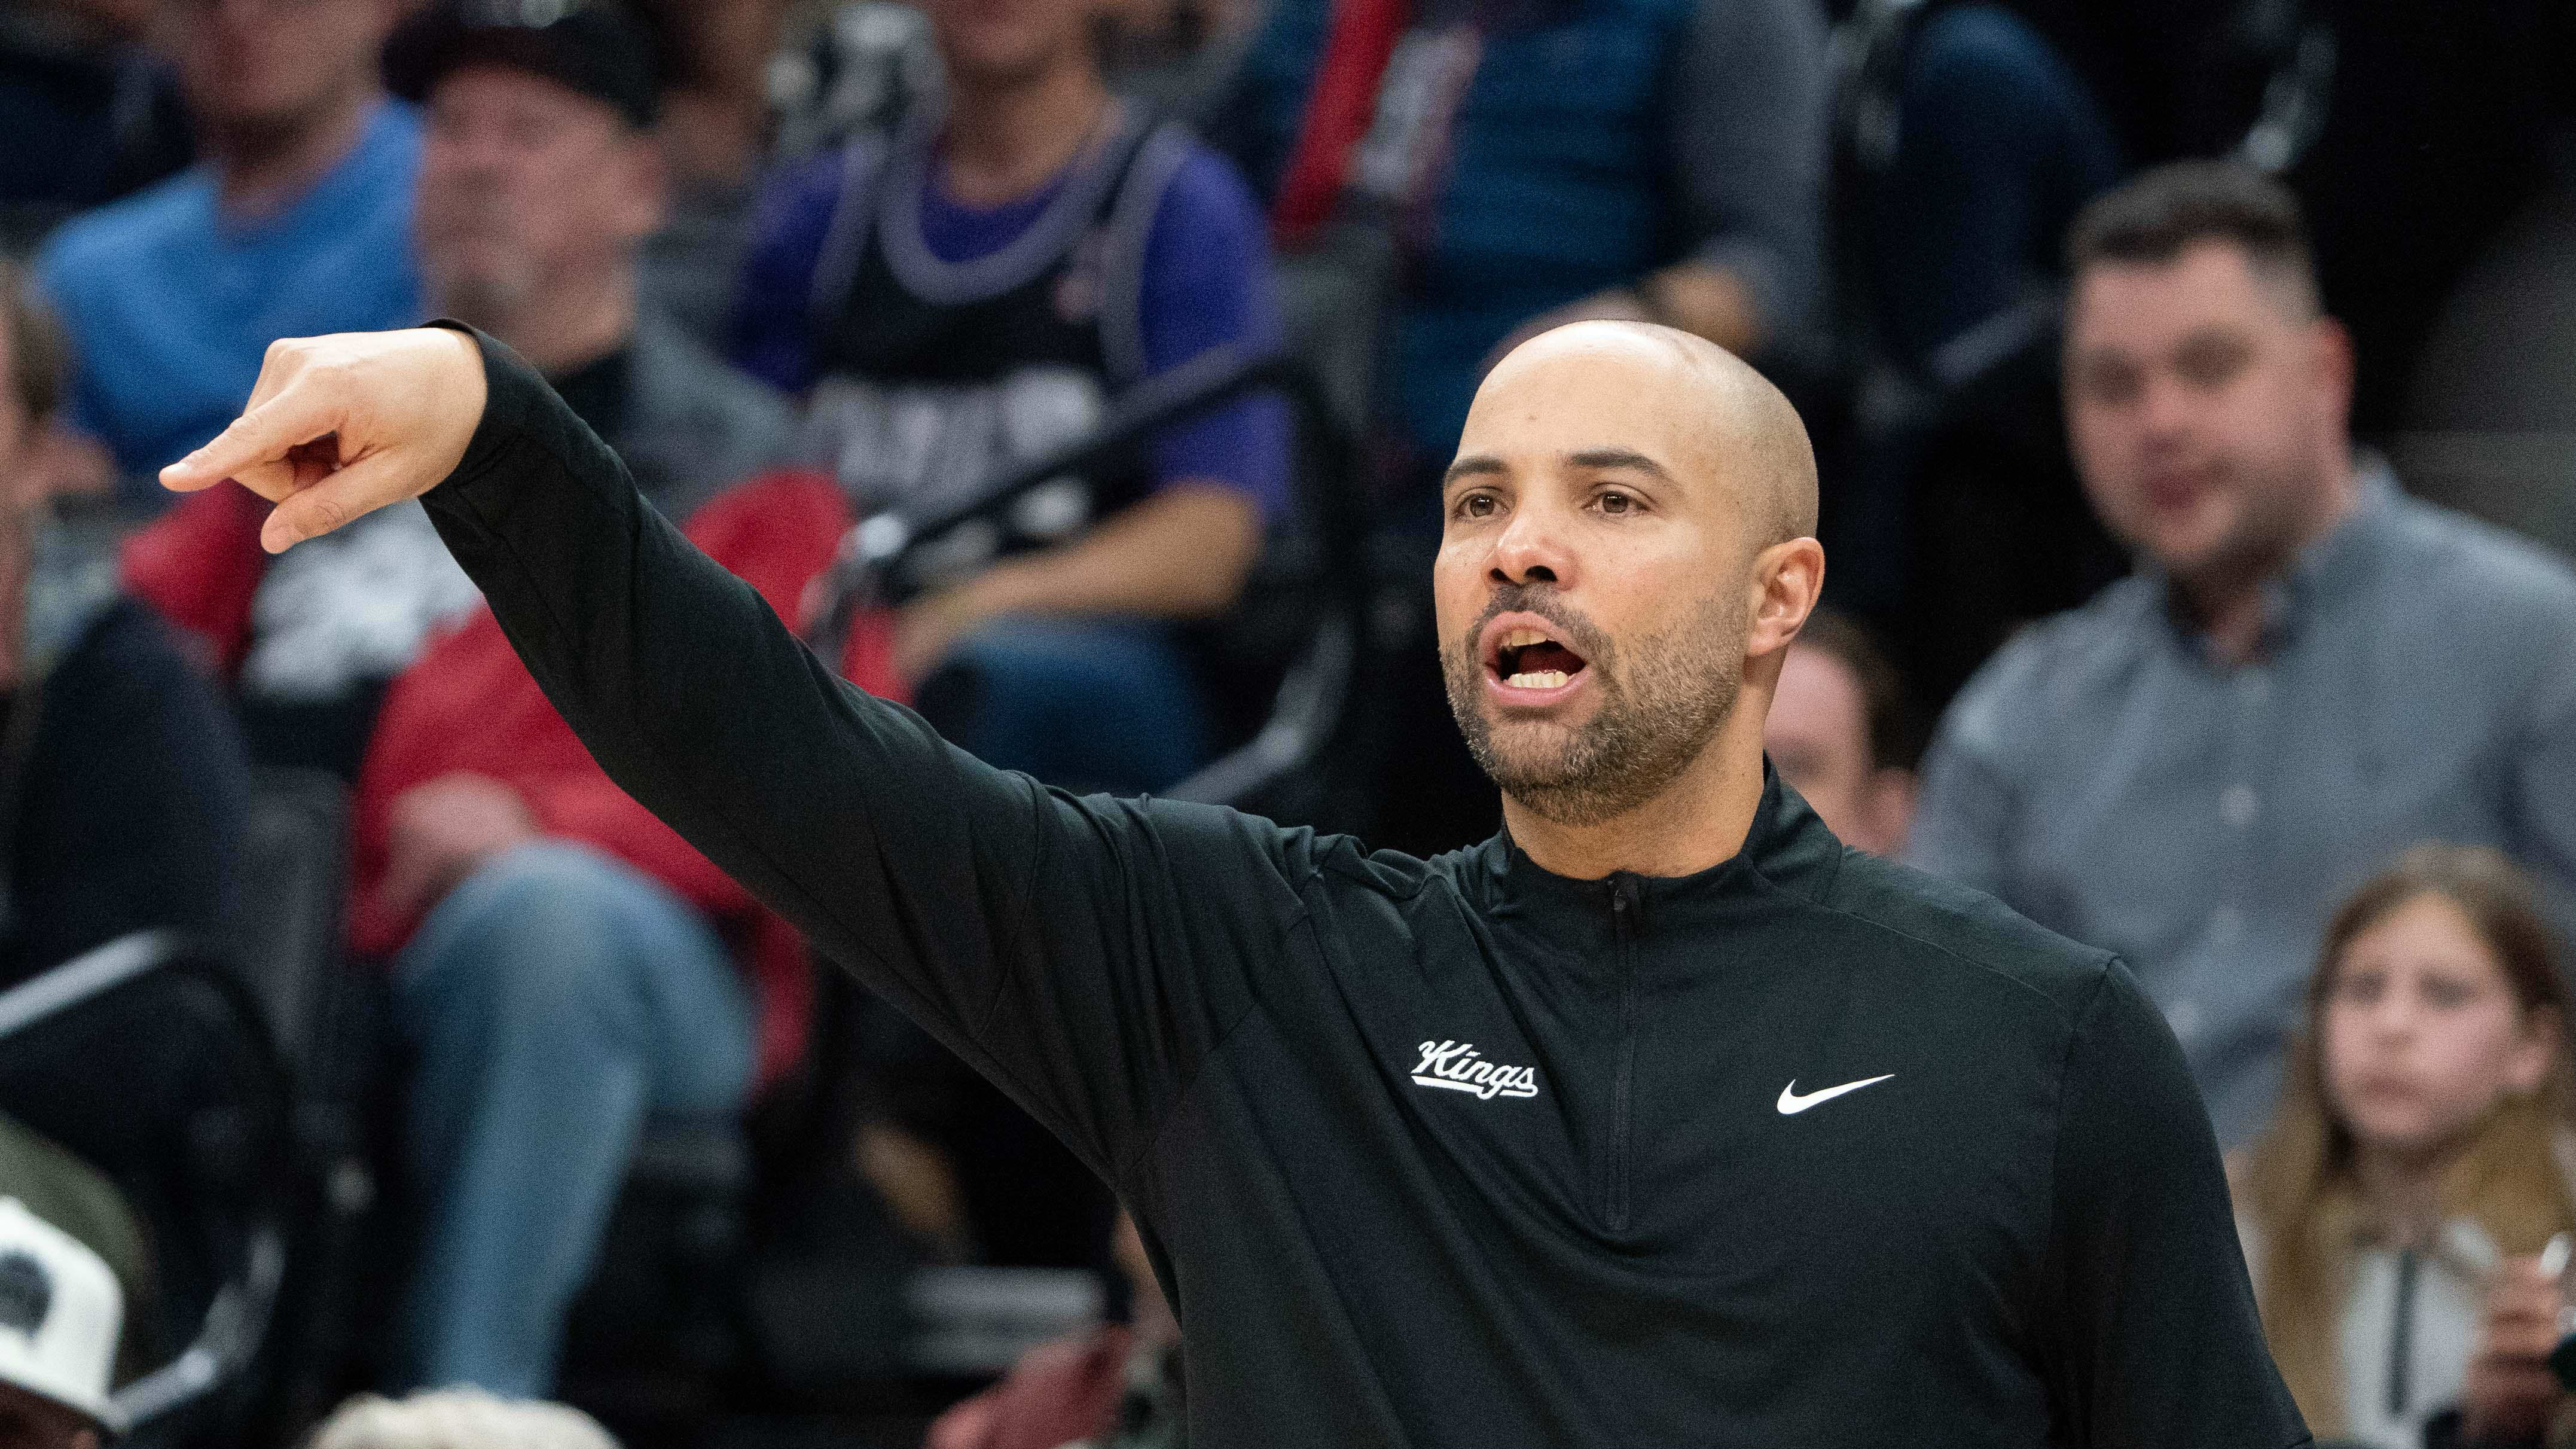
[0,931,294,1449]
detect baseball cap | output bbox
[384,0,661,130]
[0,1198,124,1436]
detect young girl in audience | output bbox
[2238,844,2576,1448]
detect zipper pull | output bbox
[1609,875,1640,933]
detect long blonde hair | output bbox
[2239,843,2576,1435]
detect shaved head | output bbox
[1464,322,1818,550]
[1435,321,1827,833]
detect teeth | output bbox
[1500,627,1551,649]
[1506,670,1571,690]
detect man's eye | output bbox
[2078,363,2140,407]
[1597,491,1634,515]
[2175,337,2253,392]
[1457,493,1498,519]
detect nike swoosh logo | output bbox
[1777,1074,1895,1115]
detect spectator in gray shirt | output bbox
[1907,161,2576,1147]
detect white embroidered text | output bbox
[1410,1040,1541,1100]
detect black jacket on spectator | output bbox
[422,328,2311,1447]
[3,587,248,984]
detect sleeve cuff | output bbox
[422,319,557,508]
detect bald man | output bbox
[161,323,2308,1447]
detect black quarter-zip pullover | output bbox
[423,328,2311,1448]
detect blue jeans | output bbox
[917,617,1213,795]
[391,841,753,1396]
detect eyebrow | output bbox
[1567,447,1674,481]
[1440,448,1675,492]
[1442,455,1508,491]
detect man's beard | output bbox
[2125,450,2327,595]
[1440,584,1748,828]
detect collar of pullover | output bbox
[1468,764,1844,954]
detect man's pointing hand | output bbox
[159,327,490,553]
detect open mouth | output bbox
[1488,624,1591,691]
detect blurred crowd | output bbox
[0,0,2572,1445]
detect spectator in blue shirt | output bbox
[35,0,419,511]
[1213,0,1829,517]
[1907,163,2576,1147]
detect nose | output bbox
[1488,500,1574,590]
[2364,989,2421,1041]
[2135,372,2198,447]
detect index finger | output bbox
[2492,1262,2554,1299]
[158,379,341,495]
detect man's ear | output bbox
[2307,315,2355,436]
[622,132,672,243]
[1745,536,1825,663]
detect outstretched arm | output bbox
[161,326,1301,1185]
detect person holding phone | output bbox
[2235,843,2576,1449]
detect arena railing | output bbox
[0,929,294,1446]
[803,342,1372,817]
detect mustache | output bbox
[1461,583,1612,665]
